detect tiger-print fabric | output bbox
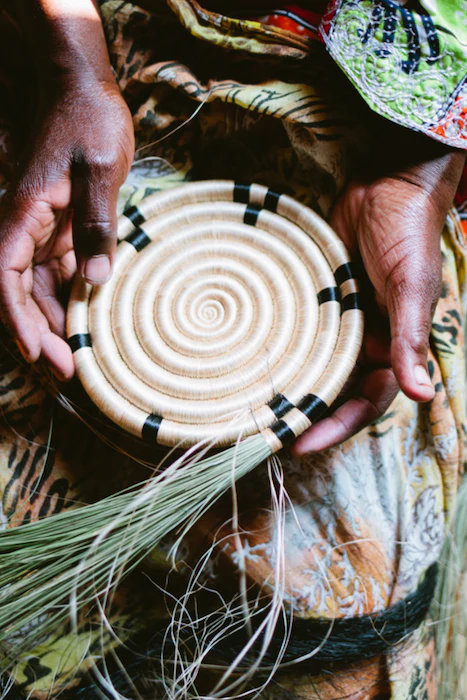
[0,2,466,698]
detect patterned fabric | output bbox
[153,1,467,150]
[0,1,466,698]
[156,1,467,210]
[320,1,467,149]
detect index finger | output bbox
[292,368,399,455]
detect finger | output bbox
[40,330,74,382]
[72,153,123,285]
[32,261,67,338]
[0,268,42,362]
[0,185,62,359]
[0,160,75,376]
[23,294,74,381]
[0,210,42,361]
[363,326,392,366]
[0,204,74,378]
[34,208,73,265]
[0,270,74,380]
[386,257,440,403]
[292,368,399,455]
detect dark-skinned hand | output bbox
[0,81,134,380]
[1,2,465,455]
[293,135,465,455]
[0,0,135,381]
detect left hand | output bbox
[293,133,465,456]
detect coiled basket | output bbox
[0,181,366,674]
[67,180,364,450]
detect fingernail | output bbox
[15,339,30,362]
[414,365,432,387]
[83,255,111,285]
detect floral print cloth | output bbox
[0,1,467,698]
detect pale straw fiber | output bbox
[67,180,364,449]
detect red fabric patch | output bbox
[255,4,326,39]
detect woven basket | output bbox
[67,180,363,450]
[0,182,365,670]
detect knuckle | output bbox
[78,149,120,178]
[410,329,430,355]
[394,327,430,356]
[78,219,113,234]
[359,395,385,422]
[386,251,422,290]
[387,255,441,307]
[330,412,352,438]
[75,219,115,244]
[9,185,43,214]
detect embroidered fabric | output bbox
[320,0,467,149]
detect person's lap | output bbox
[0,2,466,697]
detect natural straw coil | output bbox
[67,180,364,449]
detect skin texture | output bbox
[0,0,134,380]
[0,0,465,450]
[293,139,466,454]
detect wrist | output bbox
[363,120,465,214]
[15,0,114,87]
[365,119,466,185]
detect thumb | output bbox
[386,254,440,402]
[72,155,122,285]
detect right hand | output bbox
[0,76,134,381]
[293,137,465,456]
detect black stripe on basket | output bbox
[67,333,92,353]
[341,292,363,313]
[268,394,294,418]
[334,262,358,286]
[264,189,281,213]
[233,182,251,204]
[142,413,163,443]
[270,419,296,446]
[296,394,328,421]
[317,287,340,305]
[125,227,151,252]
[244,205,262,226]
[124,205,145,228]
